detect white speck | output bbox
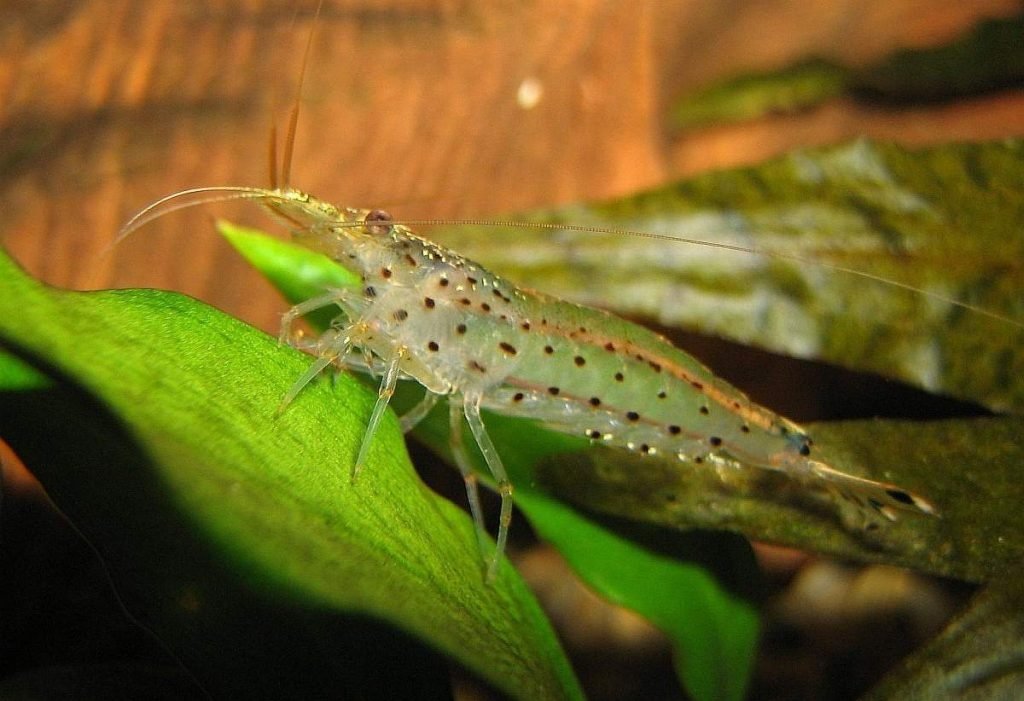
[517,77,544,110]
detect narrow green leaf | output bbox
[671,59,847,128]
[518,493,760,701]
[0,247,582,700]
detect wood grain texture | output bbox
[1,0,1021,332]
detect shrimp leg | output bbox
[353,348,406,482]
[448,399,490,576]
[462,394,514,582]
[279,287,367,348]
[400,391,441,433]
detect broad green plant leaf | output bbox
[221,221,763,701]
[0,247,582,700]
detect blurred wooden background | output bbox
[1,0,1021,333]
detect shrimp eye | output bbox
[364,208,393,235]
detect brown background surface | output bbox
[2,0,1022,332]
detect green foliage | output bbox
[671,15,1024,128]
[0,249,581,700]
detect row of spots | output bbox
[384,279,757,451]
[361,214,772,480]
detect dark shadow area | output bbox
[0,338,453,700]
[664,327,993,424]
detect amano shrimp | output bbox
[122,184,938,581]
[113,2,943,581]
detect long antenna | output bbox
[351,217,1024,331]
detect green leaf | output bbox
[539,415,1024,584]
[429,139,1024,412]
[515,494,760,701]
[0,247,582,700]
[670,15,1024,127]
[671,58,848,129]
[219,221,764,701]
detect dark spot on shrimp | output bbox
[574,355,586,367]
[363,285,377,298]
[604,342,615,352]
[456,323,467,334]
[578,326,587,333]
[427,341,439,352]
[513,392,524,402]
[404,253,418,267]
[709,436,722,447]
[544,345,554,354]
[481,302,491,312]
[439,277,450,287]
[648,361,662,373]
[393,309,409,321]
[699,406,709,415]
[467,276,478,284]
[626,411,640,422]
[614,372,624,382]
[381,267,393,279]
[740,425,750,433]
[657,390,667,399]
[548,386,560,395]
[469,360,487,373]
[459,298,471,306]
[886,489,915,505]
[690,381,704,390]
[424,297,436,309]
[694,456,704,464]
[499,342,517,355]
[640,444,650,454]
[520,322,531,331]
[668,425,681,435]
[799,444,811,457]
[589,397,601,407]
[587,429,602,439]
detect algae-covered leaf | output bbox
[671,58,847,128]
[540,415,1024,584]
[671,15,1024,127]
[430,139,1024,412]
[863,564,1024,699]
[219,221,763,701]
[0,247,582,701]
